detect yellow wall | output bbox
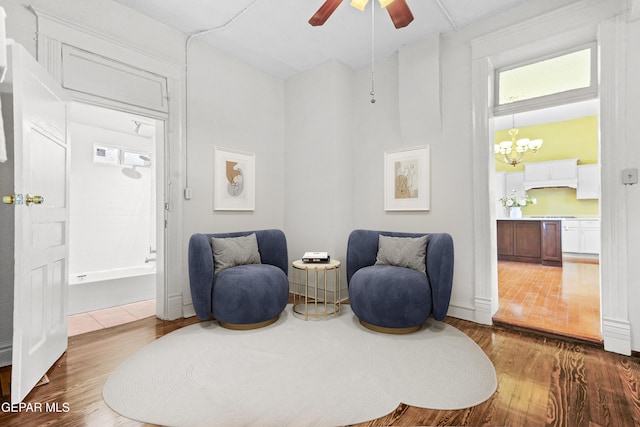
[495,115,599,216]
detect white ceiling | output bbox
[112,0,529,79]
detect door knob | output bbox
[25,194,44,206]
[2,194,24,205]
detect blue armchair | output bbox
[188,229,289,329]
[346,229,454,333]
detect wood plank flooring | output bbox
[493,259,601,344]
[2,305,639,426]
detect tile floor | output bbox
[68,299,156,336]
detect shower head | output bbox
[139,154,151,162]
[122,167,142,179]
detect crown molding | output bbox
[471,0,626,60]
[30,5,184,79]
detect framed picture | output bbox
[384,145,430,211]
[213,147,255,211]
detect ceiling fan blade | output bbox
[386,0,414,28]
[309,0,344,26]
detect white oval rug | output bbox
[103,306,497,427]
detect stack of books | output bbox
[302,252,330,263]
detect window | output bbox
[495,44,597,115]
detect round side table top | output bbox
[292,259,341,270]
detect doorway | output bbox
[491,103,602,343]
[67,102,163,335]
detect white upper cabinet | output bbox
[505,171,525,196]
[523,158,579,190]
[577,164,600,199]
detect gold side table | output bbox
[292,259,341,319]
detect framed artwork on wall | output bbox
[384,145,430,211]
[213,146,255,211]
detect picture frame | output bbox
[213,146,255,211]
[384,145,430,211]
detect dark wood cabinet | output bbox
[497,220,562,266]
[540,220,562,266]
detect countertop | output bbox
[498,216,601,221]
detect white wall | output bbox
[69,122,155,274]
[284,59,354,293]
[350,37,477,316]
[2,0,640,352]
[625,13,640,351]
[181,39,286,310]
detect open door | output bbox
[3,44,70,402]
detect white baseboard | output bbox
[182,303,196,319]
[446,301,476,322]
[473,296,494,325]
[164,293,183,320]
[602,317,631,356]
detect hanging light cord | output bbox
[370,3,376,103]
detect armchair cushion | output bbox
[375,234,428,274]
[350,265,431,328]
[211,233,261,273]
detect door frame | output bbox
[33,9,186,320]
[470,1,631,354]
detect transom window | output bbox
[495,44,597,115]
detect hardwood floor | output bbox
[2,305,640,426]
[493,259,601,344]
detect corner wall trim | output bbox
[602,317,632,355]
[473,297,493,325]
[166,293,184,321]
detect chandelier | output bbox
[494,117,543,166]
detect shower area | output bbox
[68,103,157,315]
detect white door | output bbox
[8,44,70,402]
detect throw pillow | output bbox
[211,233,262,274]
[374,234,428,274]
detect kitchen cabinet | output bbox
[562,219,600,254]
[541,220,563,266]
[505,171,525,196]
[497,219,562,266]
[496,171,525,219]
[577,164,600,199]
[523,158,579,190]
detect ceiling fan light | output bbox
[378,0,394,8]
[350,0,369,11]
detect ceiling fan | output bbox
[309,0,414,29]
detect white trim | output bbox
[598,14,632,355]
[494,43,598,116]
[31,6,183,80]
[167,293,184,321]
[471,0,625,60]
[61,44,169,114]
[446,302,476,323]
[473,297,494,326]
[34,9,186,321]
[602,317,632,355]
[182,303,196,319]
[471,55,498,326]
[471,0,630,354]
